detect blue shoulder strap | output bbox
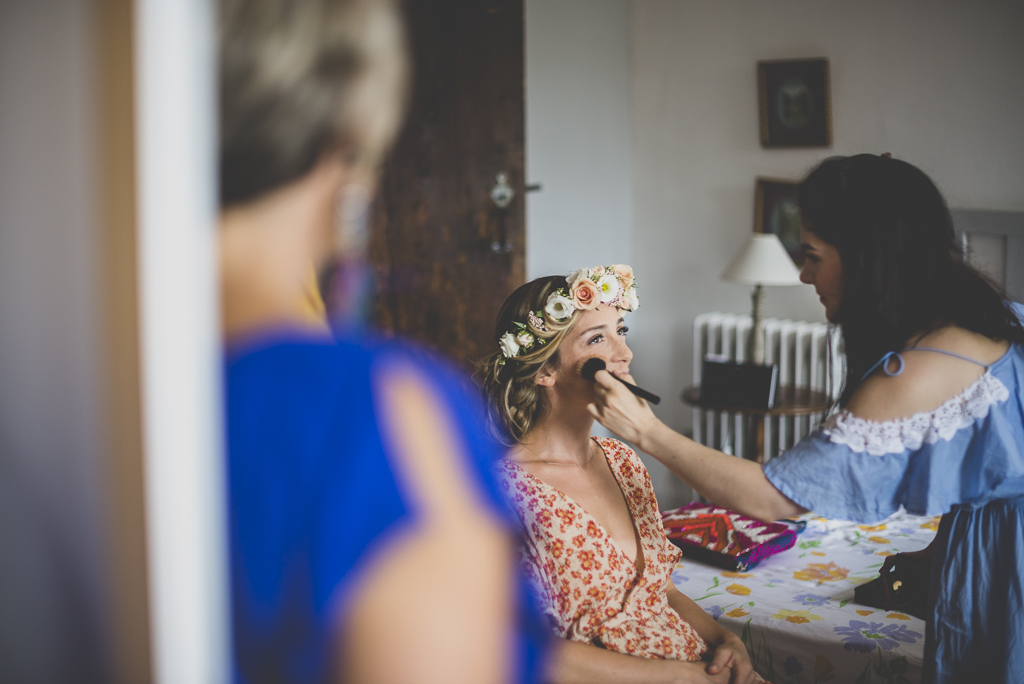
[861,346,989,382]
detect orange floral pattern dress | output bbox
[498,437,708,660]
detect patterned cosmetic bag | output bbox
[661,503,799,571]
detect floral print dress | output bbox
[498,437,708,660]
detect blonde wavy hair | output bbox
[476,276,583,445]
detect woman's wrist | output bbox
[700,620,738,649]
[635,416,672,456]
[718,631,743,648]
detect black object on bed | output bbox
[853,552,930,620]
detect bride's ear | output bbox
[534,364,557,387]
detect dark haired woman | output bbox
[220,1,548,682]
[588,154,1024,683]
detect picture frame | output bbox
[757,58,832,148]
[755,177,804,266]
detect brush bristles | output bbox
[580,357,606,381]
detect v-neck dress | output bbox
[498,437,708,661]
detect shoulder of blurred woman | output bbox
[363,336,518,520]
[845,325,1011,423]
[226,331,515,517]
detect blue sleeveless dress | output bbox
[226,331,549,684]
[764,320,1024,683]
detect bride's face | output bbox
[541,304,633,400]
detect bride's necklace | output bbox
[522,440,595,468]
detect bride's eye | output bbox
[588,334,604,345]
[618,326,629,336]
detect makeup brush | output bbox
[580,357,661,405]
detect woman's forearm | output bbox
[589,372,804,522]
[545,640,726,684]
[666,587,732,648]
[639,421,804,522]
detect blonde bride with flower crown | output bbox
[478,266,768,684]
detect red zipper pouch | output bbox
[661,503,798,572]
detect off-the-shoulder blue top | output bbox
[226,332,549,684]
[765,308,1024,684]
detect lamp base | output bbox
[749,284,765,365]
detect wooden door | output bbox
[369,0,525,368]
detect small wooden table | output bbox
[681,385,830,463]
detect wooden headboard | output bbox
[951,209,1024,303]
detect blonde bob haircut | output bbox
[219,0,408,206]
[477,276,583,445]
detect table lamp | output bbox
[721,233,803,364]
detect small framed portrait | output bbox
[757,58,831,148]
[755,178,804,265]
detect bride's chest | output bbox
[534,465,650,569]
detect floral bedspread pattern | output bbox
[672,510,938,684]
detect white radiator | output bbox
[692,312,843,461]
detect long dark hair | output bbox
[799,154,1024,407]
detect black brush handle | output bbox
[611,373,661,405]
[581,357,661,405]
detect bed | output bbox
[671,509,938,684]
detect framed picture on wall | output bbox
[755,177,804,266]
[757,58,831,148]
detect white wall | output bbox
[524,0,663,483]
[629,0,1024,441]
[525,0,634,279]
[527,0,1024,508]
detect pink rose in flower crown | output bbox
[612,264,634,289]
[571,278,600,310]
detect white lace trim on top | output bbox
[821,371,1010,456]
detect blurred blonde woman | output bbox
[479,269,764,684]
[219,1,548,683]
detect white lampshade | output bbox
[721,233,802,286]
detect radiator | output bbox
[692,312,843,462]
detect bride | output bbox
[479,266,763,684]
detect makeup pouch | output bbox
[661,503,799,571]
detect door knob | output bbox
[490,172,514,209]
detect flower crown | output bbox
[498,264,639,360]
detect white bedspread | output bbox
[672,510,938,684]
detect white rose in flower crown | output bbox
[596,273,621,304]
[566,268,587,289]
[499,332,520,358]
[516,331,534,348]
[623,286,640,311]
[545,292,575,320]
